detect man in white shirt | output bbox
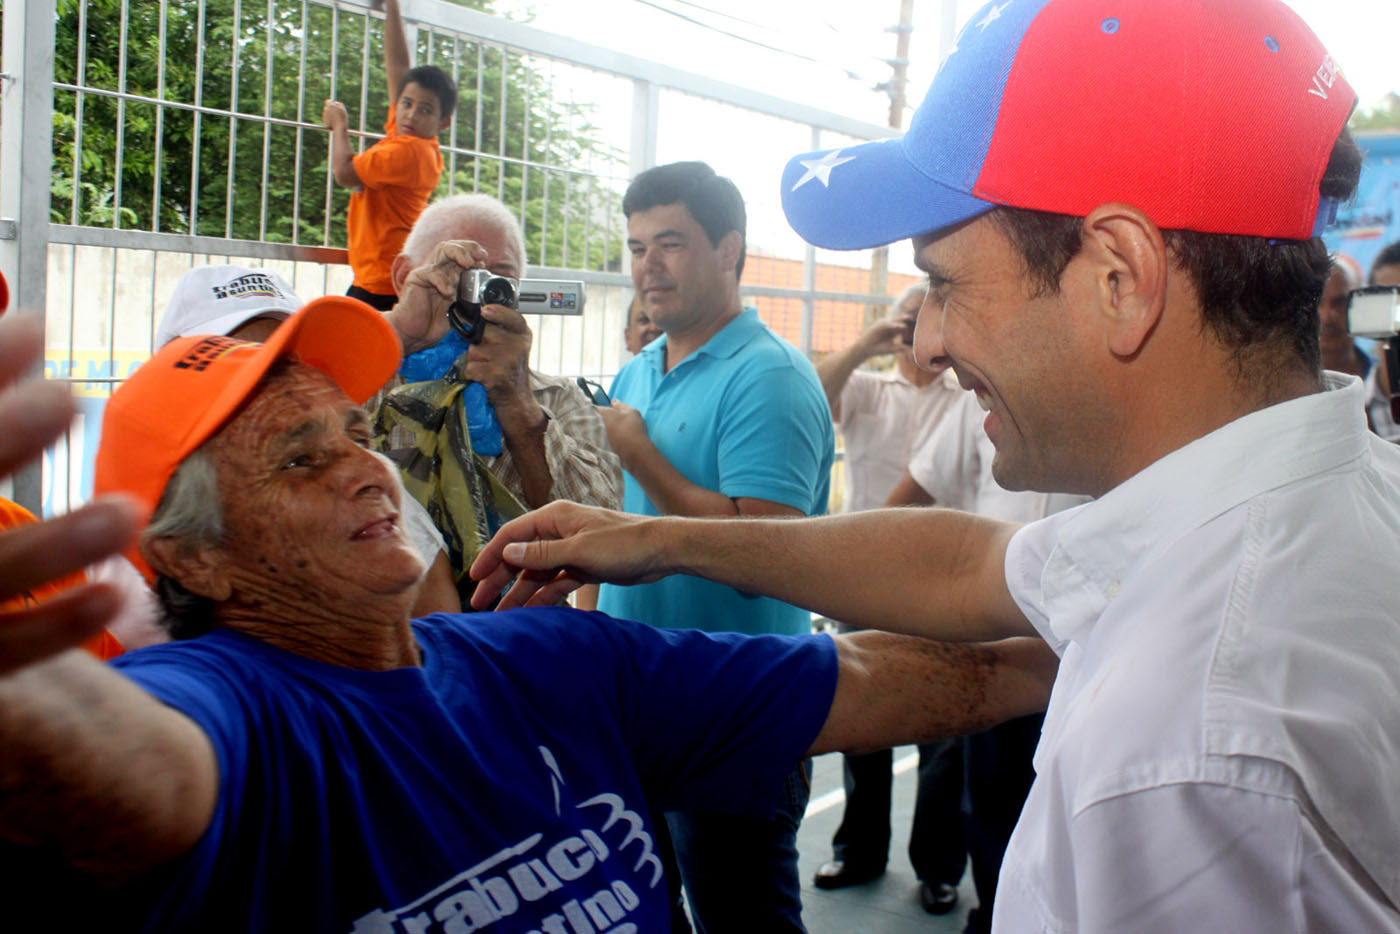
[811,285,968,913]
[471,0,1400,930]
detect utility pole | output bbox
[867,0,916,328]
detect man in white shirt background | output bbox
[810,284,968,915]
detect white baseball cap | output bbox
[155,264,302,347]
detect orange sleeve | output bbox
[0,497,125,660]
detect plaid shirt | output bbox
[377,370,622,511]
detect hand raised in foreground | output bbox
[0,317,136,674]
[468,501,670,610]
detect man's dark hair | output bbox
[1371,240,1400,284]
[623,161,747,281]
[398,65,457,121]
[990,129,1363,382]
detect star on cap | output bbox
[791,150,857,192]
[975,1,1010,31]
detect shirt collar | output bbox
[1040,375,1371,645]
[642,307,762,375]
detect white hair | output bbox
[894,281,928,312]
[400,193,525,269]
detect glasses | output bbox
[575,377,611,406]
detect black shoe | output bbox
[812,859,885,889]
[919,881,959,915]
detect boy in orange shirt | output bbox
[322,0,455,310]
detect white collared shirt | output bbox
[998,375,1400,933]
[839,368,963,512]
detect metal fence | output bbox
[0,0,896,515]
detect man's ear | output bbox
[390,253,413,296]
[1078,204,1168,358]
[718,230,743,276]
[142,537,233,602]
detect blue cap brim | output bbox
[780,137,996,251]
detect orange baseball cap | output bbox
[93,295,402,581]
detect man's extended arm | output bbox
[0,317,217,883]
[810,631,1057,755]
[470,501,1034,643]
[0,650,217,883]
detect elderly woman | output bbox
[0,300,1053,931]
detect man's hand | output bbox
[385,240,492,354]
[466,304,536,411]
[0,317,137,674]
[321,99,348,131]
[595,401,649,463]
[468,501,672,609]
[858,313,916,358]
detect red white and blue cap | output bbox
[782,0,1356,250]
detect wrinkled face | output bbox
[911,214,1103,494]
[627,202,736,336]
[1317,266,1354,362]
[206,364,424,611]
[452,221,522,279]
[395,81,448,140]
[623,297,662,353]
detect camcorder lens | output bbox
[482,278,517,308]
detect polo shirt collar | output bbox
[1039,375,1370,646]
[641,308,763,376]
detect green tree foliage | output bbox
[1350,93,1400,132]
[49,0,624,271]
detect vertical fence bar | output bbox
[69,0,89,225]
[518,52,530,240]
[539,62,553,268]
[258,0,276,241]
[0,0,58,509]
[497,46,507,201]
[151,0,169,233]
[291,0,309,244]
[225,0,243,239]
[473,43,483,191]
[111,0,130,228]
[322,0,340,246]
[358,8,371,152]
[189,0,207,234]
[447,34,460,191]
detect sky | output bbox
[489,0,1400,271]
[496,0,1400,121]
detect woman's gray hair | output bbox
[142,446,225,640]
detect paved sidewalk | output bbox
[799,748,975,934]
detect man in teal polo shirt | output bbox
[598,160,834,932]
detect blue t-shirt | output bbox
[602,308,835,635]
[9,609,836,932]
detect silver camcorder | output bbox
[447,269,585,344]
[1347,286,1400,340]
[1347,285,1400,426]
